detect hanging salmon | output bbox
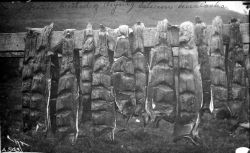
[91,24,114,138]
[194,16,210,112]
[56,29,80,144]
[146,19,176,126]
[209,16,228,113]
[111,25,136,129]
[173,21,203,145]
[80,23,95,123]
[226,18,248,123]
[131,22,147,117]
[22,23,53,133]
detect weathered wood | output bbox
[0,51,24,57]
[0,33,27,51]
[0,23,248,52]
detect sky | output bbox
[205,1,249,15]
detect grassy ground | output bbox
[4,113,249,153]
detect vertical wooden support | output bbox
[194,16,210,111]
[56,29,79,143]
[131,22,146,116]
[147,19,176,125]
[91,24,114,137]
[21,23,53,132]
[209,16,227,110]
[81,24,95,123]
[173,21,202,145]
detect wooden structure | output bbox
[0,23,249,55]
[0,18,249,144]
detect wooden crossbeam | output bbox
[0,23,249,54]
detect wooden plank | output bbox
[0,23,249,52]
[0,51,24,57]
[0,33,26,51]
[143,27,157,48]
[240,24,250,44]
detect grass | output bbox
[6,113,248,153]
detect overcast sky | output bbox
[205,1,249,15]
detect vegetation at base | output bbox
[3,114,248,153]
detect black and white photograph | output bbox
[0,1,249,153]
